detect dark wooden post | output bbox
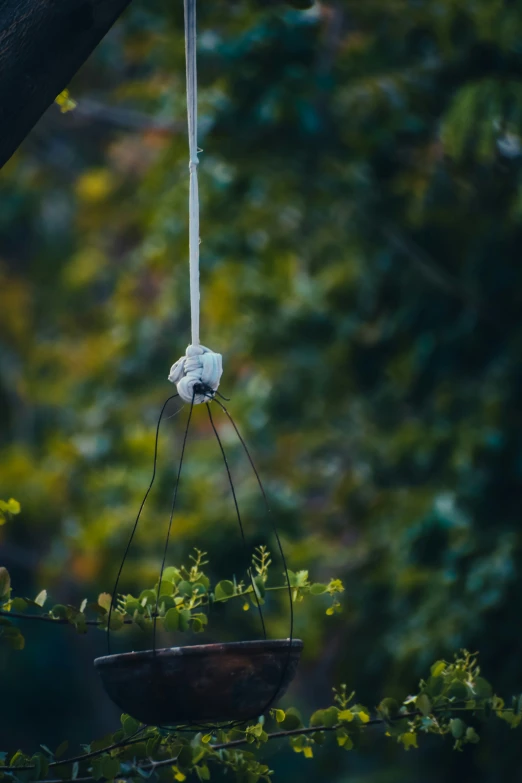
[0,0,132,168]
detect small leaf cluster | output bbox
[54,89,77,114]
[0,547,344,647]
[286,569,344,615]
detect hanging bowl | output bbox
[94,638,303,726]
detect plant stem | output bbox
[4,704,511,781]
[0,730,150,772]
[0,610,106,626]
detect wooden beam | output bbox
[0,0,132,168]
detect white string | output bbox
[185,0,200,347]
[168,0,223,404]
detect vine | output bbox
[2,500,521,782]
[0,542,344,648]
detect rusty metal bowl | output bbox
[94,639,303,726]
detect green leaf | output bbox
[176,580,193,598]
[425,675,444,698]
[10,750,27,767]
[10,597,27,612]
[6,499,21,515]
[336,729,353,750]
[124,598,141,615]
[311,730,326,745]
[288,570,309,588]
[162,567,181,583]
[214,580,235,601]
[309,583,328,595]
[109,612,124,630]
[146,735,161,757]
[91,758,104,781]
[473,677,493,700]
[34,753,49,780]
[273,709,286,723]
[176,743,193,768]
[253,575,266,599]
[399,732,418,750]
[430,660,446,677]
[158,580,174,596]
[97,593,112,612]
[139,589,157,607]
[55,741,68,759]
[159,595,175,613]
[101,755,120,780]
[34,590,47,607]
[0,567,10,599]
[465,726,480,744]
[7,628,25,650]
[179,609,191,632]
[164,608,180,632]
[197,574,210,590]
[280,708,302,731]
[446,680,469,701]
[416,693,432,717]
[322,706,339,728]
[450,718,465,739]
[30,754,41,780]
[122,715,141,737]
[378,698,399,719]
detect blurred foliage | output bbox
[2,0,522,780]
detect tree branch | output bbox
[0,716,414,779]
[3,707,487,781]
[0,0,132,168]
[0,730,150,773]
[0,609,131,627]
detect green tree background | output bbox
[2,0,522,780]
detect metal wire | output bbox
[107,390,295,731]
[206,402,267,640]
[152,393,195,654]
[107,394,179,654]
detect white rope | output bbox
[185,0,200,348]
[169,0,223,404]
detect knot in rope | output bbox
[168,344,223,404]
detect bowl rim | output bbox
[94,638,303,667]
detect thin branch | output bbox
[0,609,131,627]
[0,581,295,622]
[210,716,414,750]
[6,705,510,782]
[0,730,150,773]
[0,717,405,779]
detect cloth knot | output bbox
[168,344,223,404]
